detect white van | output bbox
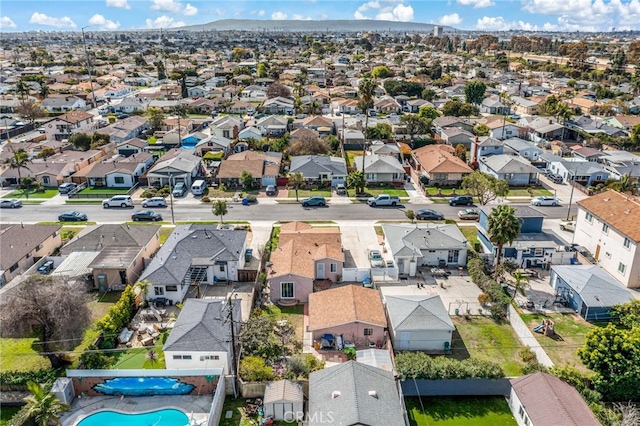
[191,179,207,196]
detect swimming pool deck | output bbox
[60,395,213,426]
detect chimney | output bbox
[471,136,480,168]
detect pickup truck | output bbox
[367,194,399,207]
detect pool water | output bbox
[77,409,189,426]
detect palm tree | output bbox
[288,172,305,202]
[212,200,228,224]
[500,91,513,140]
[145,349,159,366]
[22,381,69,426]
[39,82,50,100]
[346,170,366,194]
[6,147,31,187]
[510,271,530,301]
[134,279,151,306]
[486,205,522,272]
[608,174,635,194]
[15,79,29,101]
[358,76,376,171]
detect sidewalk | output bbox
[403,182,431,204]
[507,305,554,367]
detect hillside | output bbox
[179,19,448,33]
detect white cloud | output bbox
[520,0,640,31]
[437,13,462,26]
[258,10,265,16]
[475,15,548,31]
[150,0,197,16]
[0,16,17,29]
[106,0,130,9]
[292,14,313,20]
[145,15,185,28]
[29,12,76,28]
[271,11,288,20]
[354,1,414,21]
[457,0,495,8]
[88,14,121,30]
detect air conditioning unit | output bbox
[51,377,75,404]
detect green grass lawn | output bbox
[405,396,517,426]
[425,187,461,196]
[520,313,595,373]
[363,186,408,197]
[292,188,332,198]
[344,150,363,167]
[3,189,59,199]
[109,346,166,369]
[78,187,130,195]
[66,199,104,204]
[458,225,478,246]
[0,405,22,426]
[451,317,525,376]
[263,304,305,342]
[507,188,553,197]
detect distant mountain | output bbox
[178,19,451,33]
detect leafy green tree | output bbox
[212,200,228,224]
[611,299,640,328]
[22,381,69,426]
[383,80,423,97]
[346,170,366,194]
[240,170,254,189]
[37,147,56,159]
[16,101,46,124]
[473,123,490,136]
[239,356,275,382]
[90,133,111,150]
[418,105,440,120]
[266,83,291,99]
[461,170,509,205]
[400,114,431,140]
[288,172,305,201]
[442,98,479,117]
[154,60,166,80]
[147,107,165,131]
[371,65,393,79]
[79,345,114,369]
[464,80,487,105]
[256,62,268,78]
[239,313,280,359]
[15,79,29,100]
[509,271,530,301]
[454,144,467,162]
[5,147,31,186]
[486,205,522,269]
[69,132,92,151]
[630,123,640,146]
[421,88,437,101]
[358,76,377,170]
[405,210,415,223]
[366,122,393,140]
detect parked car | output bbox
[102,195,134,208]
[131,210,163,221]
[58,182,78,194]
[38,260,55,275]
[548,174,563,184]
[58,211,88,222]
[415,208,444,220]
[448,195,474,206]
[142,197,167,208]
[301,196,326,207]
[367,194,399,206]
[458,209,480,220]
[172,182,187,197]
[560,220,576,232]
[335,183,347,195]
[530,196,559,207]
[0,199,22,208]
[368,249,384,268]
[266,185,278,196]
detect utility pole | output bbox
[168,172,175,225]
[226,292,239,398]
[81,27,97,109]
[566,171,576,221]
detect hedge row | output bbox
[95,285,136,348]
[467,256,511,322]
[395,352,505,380]
[0,369,62,389]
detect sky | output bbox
[1,0,639,33]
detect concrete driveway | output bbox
[337,220,380,268]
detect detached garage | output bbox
[263,380,304,421]
[385,295,455,352]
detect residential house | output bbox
[0,161,70,187]
[574,190,640,288]
[300,116,334,137]
[478,118,524,140]
[308,361,405,426]
[479,154,539,186]
[384,295,455,352]
[41,96,86,113]
[239,85,268,102]
[413,144,473,186]
[547,159,610,187]
[145,149,204,188]
[0,224,62,286]
[96,116,151,144]
[112,98,147,114]
[263,380,304,422]
[78,153,153,188]
[210,116,242,140]
[550,265,635,321]
[373,97,401,114]
[340,129,365,149]
[255,115,289,137]
[268,222,344,304]
[61,224,160,291]
[238,126,262,142]
[289,155,347,187]
[570,146,606,162]
[194,134,231,156]
[163,298,240,374]
[139,225,248,304]
[526,118,565,143]
[217,151,281,187]
[353,154,405,184]
[503,138,543,162]
[509,372,600,426]
[186,86,212,98]
[117,138,148,157]
[432,116,475,137]
[44,110,95,141]
[440,127,475,150]
[406,98,432,113]
[382,224,469,275]
[289,128,319,143]
[471,136,503,158]
[370,141,401,160]
[478,206,570,268]
[262,97,295,115]
[480,96,510,115]
[229,100,252,115]
[308,285,386,348]
[598,150,640,179]
[188,98,217,115]
[510,96,539,115]
[603,115,640,132]
[566,115,626,138]
[565,97,598,115]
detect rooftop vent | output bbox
[331,391,341,399]
[368,390,378,399]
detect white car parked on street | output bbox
[102,195,134,208]
[530,196,559,207]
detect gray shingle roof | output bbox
[504,137,542,153]
[382,224,468,258]
[308,361,404,426]
[551,265,634,308]
[162,298,240,352]
[139,225,247,286]
[353,154,405,174]
[481,154,540,174]
[289,155,347,177]
[61,224,159,256]
[385,295,455,332]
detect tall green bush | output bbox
[467,256,510,322]
[239,356,274,382]
[395,352,504,380]
[95,286,136,348]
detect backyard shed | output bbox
[263,379,304,421]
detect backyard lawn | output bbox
[520,313,594,373]
[507,187,553,197]
[263,304,304,342]
[405,396,517,426]
[2,189,58,199]
[344,150,363,167]
[451,317,525,376]
[109,345,166,370]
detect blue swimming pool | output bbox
[77,409,188,426]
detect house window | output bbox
[182,355,192,360]
[223,130,230,138]
[585,212,593,223]
[36,244,43,251]
[330,263,337,273]
[9,263,19,273]
[154,287,164,296]
[166,285,178,292]
[281,282,294,299]
[200,355,220,361]
[42,176,50,184]
[618,262,626,275]
[602,224,609,234]
[534,248,543,256]
[624,238,631,249]
[173,355,182,360]
[219,264,225,272]
[605,252,611,259]
[364,328,373,336]
[519,406,525,418]
[434,173,446,181]
[447,250,459,263]
[114,176,125,184]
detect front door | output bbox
[595,245,601,261]
[316,263,325,279]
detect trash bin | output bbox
[242,198,249,206]
[245,249,253,263]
